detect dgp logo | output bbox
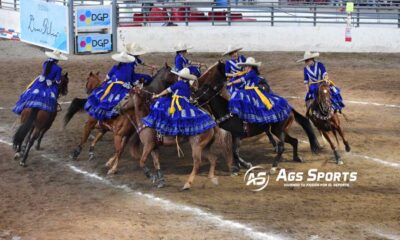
[79,36,93,51]
[79,10,93,25]
[244,166,269,192]
[78,10,110,25]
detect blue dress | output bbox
[143,80,216,136]
[175,53,201,77]
[229,70,292,124]
[225,55,246,94]
[13,59,61,114]
[84,63,135,120]
[304,61,345,111]
[132,57,153,85]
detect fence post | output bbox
[68,0,75,54]
[185,7,188,26]
[112,0,117,52]
[313,6,317,27]
[356,7,360,27]
[227,3,231,26]
[271,6,274,26]
[398,8,400,28]
[14,0,17,10]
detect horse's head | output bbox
[86,71,102,94]
[317,82,332,112]
[194,61,228,103]
[59,72,69,96]
[117,86,151,115]
[148,63,177,92]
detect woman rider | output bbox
[174,42,205,78]
[125,42,157,85]
[222,45,246,94]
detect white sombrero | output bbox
[171,68,197,82]
[45,50,68,61]
[111,52,136,63]
[174,42,192,52]
[222,45,243,56]
[296,51,320,62]
[125,42,147,56]
[237,57,261,67]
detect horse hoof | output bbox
[270,167,277,175]
[293,157,303,163]
[181,183,191,191]
[345,145,351,152]
[337,160,344,165]
[107,169,117,175]
[14,153,20,160]
[210,177,219,185]
[157,180,166,188]
[88,153,95,161]
[19,162,26,167]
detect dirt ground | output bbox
[0,40,399,240]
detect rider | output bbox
[13,50,68,114]
[227,57,292,123]
[125,42,156,85]
[222,45,246,94]
[143,68,216,136]
[297,51,345,114]
[84,51,136,121]
[174,42,204,78]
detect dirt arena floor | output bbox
[0,40,399,240]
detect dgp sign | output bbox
[76,5,112,30]
[76,34,112,53]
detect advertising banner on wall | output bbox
[76,34,112,53]
[76,5,112,30]
[20,0,69,53]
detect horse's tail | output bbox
[13,108,39,150]
[292,109,321,153]
[64,98,87,128]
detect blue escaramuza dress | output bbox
[229,70,292,124]
[225,55,246,94]
[175,53,201,78]
[143,80,216,136]
[304,61,345,111]
[13,59,62,114]
[84,62,135,121]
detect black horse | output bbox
[194,61,321,172]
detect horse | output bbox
[194,61,321,171]
[308,81,351,165]
[117,86,233,190]
[13,72,69,166]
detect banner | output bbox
[76,34,112,53]
[76,6,112,30]
[20,0,69,53]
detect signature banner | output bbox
[20,0,69,53]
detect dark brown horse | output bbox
[308,82,351,164]
[13,72,69,166]
[194,61,321,172]
[118,86,233,189]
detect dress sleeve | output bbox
[319,62,327,78]
[224,61,231,75]
[107,65,117,79]
[55,67,62,84]
[240,70,257,84]
[175,56,183,71]
[167,81,180,93]
[303,68,309,84]
[240,55,246,62]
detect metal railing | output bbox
[115,0,400,27]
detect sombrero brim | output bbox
[237,62,261,67]
[112,53,135,63]
[130,50,147,56]
[222,47,243,56]
[174,46,192,52]
[296,53,320,62]
[171,70,197,81]
[45,51,68,61]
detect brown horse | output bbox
[13,72,69,166]
[194,61,321,172]
[309,82,351,165]
[118,86,233,189]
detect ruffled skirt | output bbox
[143,96,216,136]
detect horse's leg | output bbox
[203,148,218,185]
[70,117,96,160]
[265,128,278,152]
[20,128,40,167]
[284,133,302,163]
[88,130,106,160]
[334,116,351,152]
[182,144,202,190]
[232,136,252,170]
[108,135,126,175]
[322,131,343,165]
[35,113,55,151]
[150,149,165,188]
[270,123,286,172]
[140,142,155,179]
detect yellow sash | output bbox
[245,86,273,110]
[169,95,183,115]
[227,69,249,81]
[100,81,124,101]
[25,77,39,91]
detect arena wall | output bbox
[0,9,20,39]
[117,26,400,53]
